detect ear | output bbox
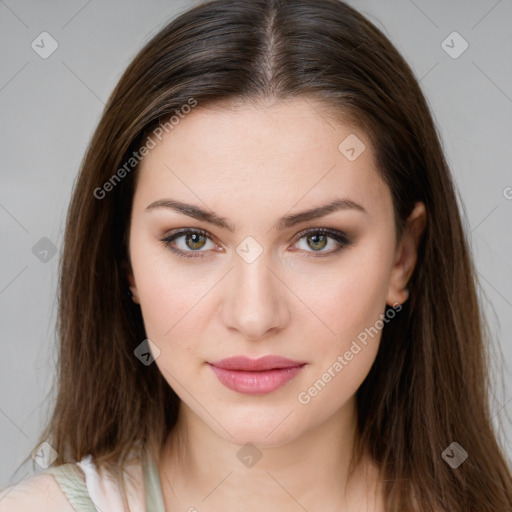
[121,258,140,304]
[386,201,427,306]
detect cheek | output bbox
[294,270,391,415]
[294,246,393,349]
[130,227,208,338]
[137,269,205,343]
[135,261,208,383]
[294,242,395,410]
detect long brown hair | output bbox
[12,0,512,510]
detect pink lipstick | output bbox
[208,356,306,395]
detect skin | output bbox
[126,97,427,511]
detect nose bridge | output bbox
[223,248,289,339]
[236,252,275,301]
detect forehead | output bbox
[134,98,391,220]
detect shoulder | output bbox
[0,469,80,512]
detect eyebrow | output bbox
[145,197,368,232]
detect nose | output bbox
[219,253,291,341]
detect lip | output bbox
[208,356,307,395]
[210,355,306,371]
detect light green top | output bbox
[43,453,166,511]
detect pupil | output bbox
[309,234,327,250]
[187,233,205,250]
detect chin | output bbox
[207,414,305,449]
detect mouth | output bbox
[208,356,307,395]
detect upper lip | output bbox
[209,356,306,371]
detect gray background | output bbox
[1,0,511,487]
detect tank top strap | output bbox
[44,463,98,512]
[44,451,165,512]
[143,452,167,511]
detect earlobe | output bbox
[128,276,140,304]
[122,258,140,304]
[386,201,427,307]
[128,280,140,304]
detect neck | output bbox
[158,395,382,511]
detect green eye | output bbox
[293,228,352,258]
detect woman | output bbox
[1,0,511,510]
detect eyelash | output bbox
[160,227,352,259]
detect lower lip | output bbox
[208,364,305,395]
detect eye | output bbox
[160,228,217,258]
[292,227,352,258]
[160,227,352,259]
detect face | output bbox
[127,98,420,447]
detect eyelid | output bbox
[292,226,348,243]
[161,227,220,247]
